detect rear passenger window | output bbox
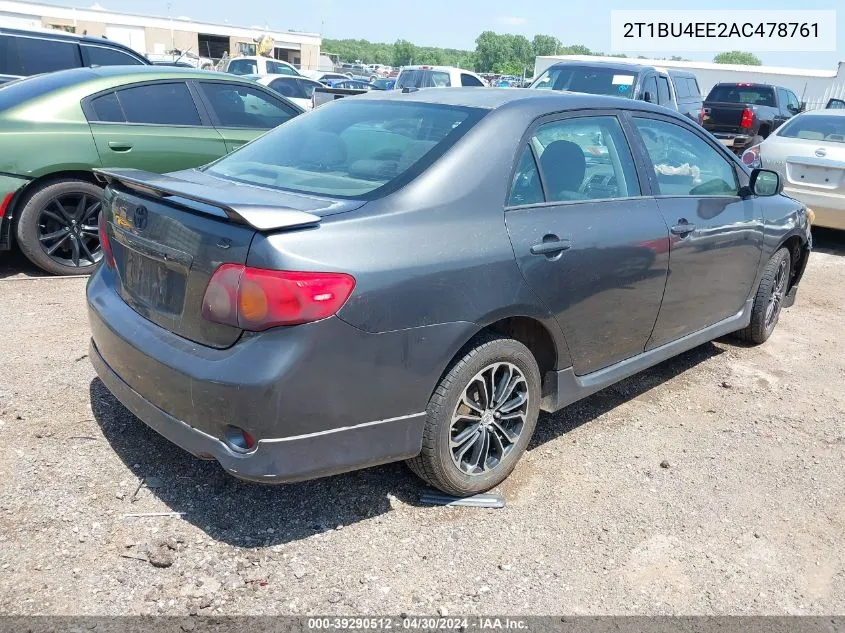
[633,117,738,197]
[532,116,639,202]
[673,77,689,98]
[199,82,296,129]
[507,146,544,206]
[82,45,144,67]
[116,82,201,126]
[0,34,81,75]
[460,74,484,87]
[88,92,124,122]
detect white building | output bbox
[535,54,845,110]
[0,0,322,69]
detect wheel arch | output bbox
[777,232,810,291]
[2,170,102,247]
[6,169,101,223]
[426,314,564,408]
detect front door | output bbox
[195,81,300,152]
[628,114,763,349]
[85,81,227,173]
[505,113,670,375]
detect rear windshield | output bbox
[205,100,486,198]
[396,70,451,89]
[777,115,845,143]
[530,65,636,98]
[0,68,90,112]
[706,85,776,107]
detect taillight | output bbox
[98,212,115,269]
[741,145,762,169]
[740,107,754,129]
[202,264,356,331]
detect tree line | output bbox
[322,32,762,75]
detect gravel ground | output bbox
[0,231,843,616]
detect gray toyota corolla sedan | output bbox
[88,88,811,496]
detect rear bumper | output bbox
[90,339,425,483]
[709,132,755,153]
[784,187,845,230]
[86,266,475,482]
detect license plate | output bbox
[123,249,186,315]
[789,164,844,188]
[719,138,734,148]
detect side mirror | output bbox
[799,101,806,112]
[750,168,782,196]
[641,91,653,103]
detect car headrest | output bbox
[540,140,586,196]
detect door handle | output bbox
[530,238,571,256]
[107,142,133,152]
[670,220,696,236]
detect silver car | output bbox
[743,109,845,230]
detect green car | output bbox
[0,66,302,275]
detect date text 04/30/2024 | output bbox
[307,617,529,630]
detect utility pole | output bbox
[167,2,174,51]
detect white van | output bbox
[395,65,486,89]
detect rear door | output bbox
[504,112,670,375]
[195,80,300,152]
[627,113,763,347]
[85,81,227,173]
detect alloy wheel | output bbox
[765,258,788,330]
[449,362,529,476]
[37,193,102,269]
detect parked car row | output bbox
[0,25,816,496]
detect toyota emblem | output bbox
[815,148,827,158]
[133,205,149,231]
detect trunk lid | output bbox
[96,168,364,348]
[763,137,845,194]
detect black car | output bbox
[0,26,150,83]
[88,89,811,496]
[702,83,804,154]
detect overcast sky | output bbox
[38,0,844,69]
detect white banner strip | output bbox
[610,10,837,52]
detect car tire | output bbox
[15,179,104,276]
[734,247,791,345]
[406,334,541,496]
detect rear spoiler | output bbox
[93,168,321,232]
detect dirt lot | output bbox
[0,231,843,616]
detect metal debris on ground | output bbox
[419,491,505,508]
